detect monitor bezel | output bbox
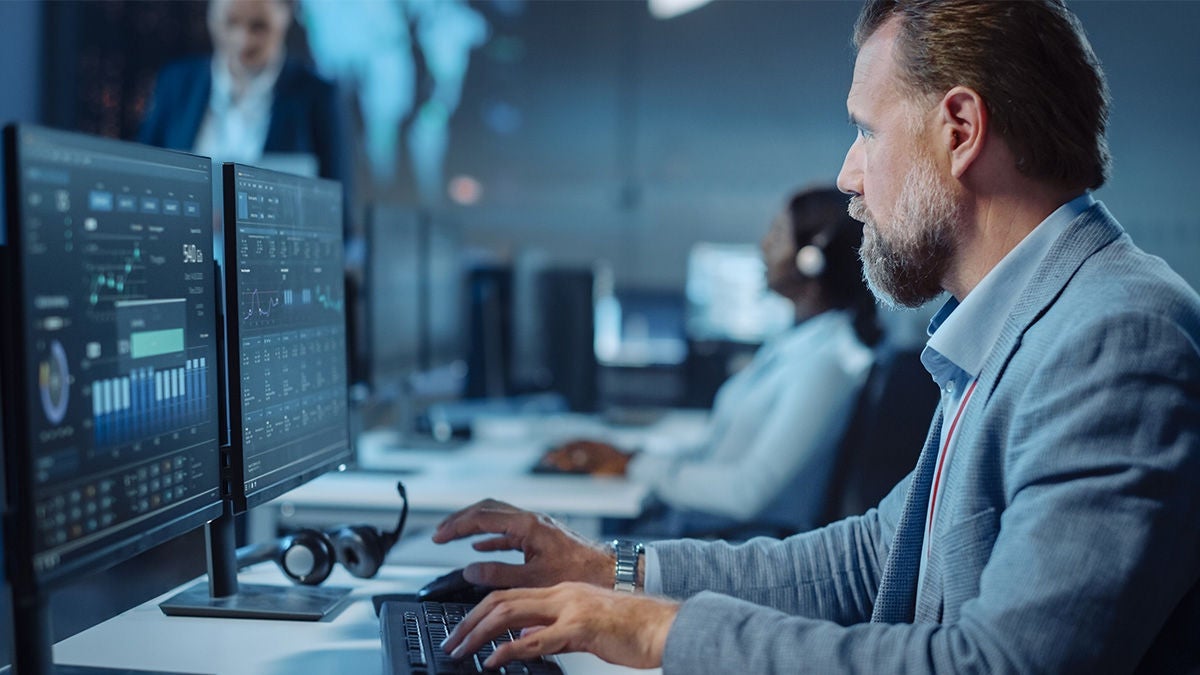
[0,124,224,595]
[220,162,351,514]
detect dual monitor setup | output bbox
[0,126,366,674]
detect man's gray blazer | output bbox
[653,204,1200,673]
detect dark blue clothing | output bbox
[137,56,349,187]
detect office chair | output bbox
[818,344,940,526]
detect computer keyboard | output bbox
[380,599,564,675]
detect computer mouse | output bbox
[416,567,494,604]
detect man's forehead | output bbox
[847,18,903,112]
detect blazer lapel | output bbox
[871,413,943,623]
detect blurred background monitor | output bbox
[364,204,423,401]
[425,219,466,374]
[0,125,223,673]
[684,242,792,344]
[594,272,688,368]
[461,258,595,408]
[507,252,550,394]
[592,266,689,414]
[364,206,467,440]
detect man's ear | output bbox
[938,86,987,179]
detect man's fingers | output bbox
[445,592,553,660]
[433,502,528,544]
[440,591,497,656]
[431,499,506,541]
[471,535,520,552]
[486,625,572,669]
[519,625,547,638]
[442,582,674,670]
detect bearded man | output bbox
[420,1,1200,672]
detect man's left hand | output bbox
[441,582,679,670]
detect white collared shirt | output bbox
[640,310,874,592]
[193,55,284,164]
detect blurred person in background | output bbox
[138,0,349,186]
[541,186,881,537]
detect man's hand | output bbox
[542,440,634,476]
[432,499,615,589]
[441,582,679,670]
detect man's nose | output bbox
[837,138,864,197]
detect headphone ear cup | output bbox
[329,524,386,579]
[795,244,827,278]
[278,529,337,586]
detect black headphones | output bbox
[236,481,408,585]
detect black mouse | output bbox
[417,567,493,604]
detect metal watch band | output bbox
[610,539,644,593]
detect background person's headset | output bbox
[236,481,408,585]
[794,229,832,279]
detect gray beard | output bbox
[849,161,961,309]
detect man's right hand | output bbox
[431,499,615,589]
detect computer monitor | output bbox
[594,286,688,368]
[0,125,223,674]
[364,204,422,399]
[424,219,465,372]
[221,165,350,511]
[158,163,352,621]
[684,242,792,343]
[508,251,551,392]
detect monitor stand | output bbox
[157,507,349,621]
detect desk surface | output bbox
[53,413,708,674]
[276,409,711,523]
[288,447,650,520]
[54,563,660,675]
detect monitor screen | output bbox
[425,220,465,370]
[0,125,223,590]
[508,251,551,390]
[685,242,792,343]
[594,284,688,368]
[364,204,422,396]
[223,164,350,512]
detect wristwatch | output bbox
[610,539,645,593]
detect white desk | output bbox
[260,439,649,543]
[54,562,660,675]
[258,409,711,542]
